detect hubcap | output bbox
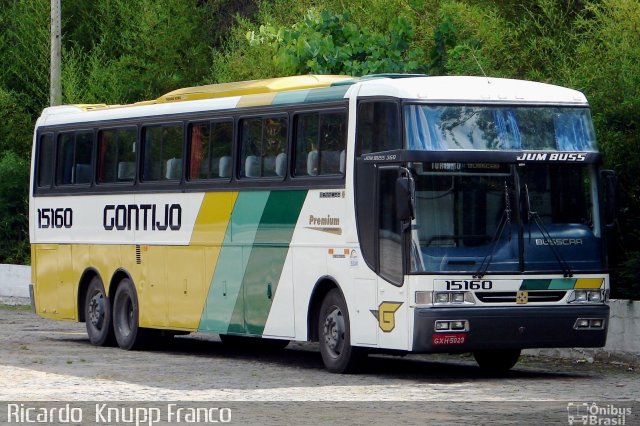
[88,292,105,329]
[322,307,345,357]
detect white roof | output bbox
[37,75,589,128]
[356,76,588,105]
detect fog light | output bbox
[575,319,590,329]
[451,320,467,331]
[435,321,450,331]
[451,293,465,304]
[434,293,450,304]
[590,319,604,329]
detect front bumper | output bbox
[413,305,609,352]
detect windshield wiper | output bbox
[473,181,512,279]
[523,184,573,277]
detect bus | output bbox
[29,74,616,373]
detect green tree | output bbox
[247,9,425,76]
[0,151,30,264]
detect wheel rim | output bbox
[116,293,134,338]
[322,305,345,358]
[87,291,105,330]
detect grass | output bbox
[0,304,31,311]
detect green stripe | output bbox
[199,192,270,333]
[272,90,310,105]
[243,190,307,335]
[519,279,551,290]
[198,190,307,335]
[548,278,576,290]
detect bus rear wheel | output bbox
[318,289,364,373]
[473,349,521,373]
[113,278,145,350]
[85,276,114,346]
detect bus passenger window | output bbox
[56,131,93,185]
[188,120,232,180]
[37,134,54,188]
[97,128,136,184]
[356,101,401,156]
[294,111,347,177]
[240,116,287,178]
[142,124,183,182]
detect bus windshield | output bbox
[404,105,597,152]
[409,162,601,274]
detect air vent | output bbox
[135,245,141,264]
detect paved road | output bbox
[0,306,638,425]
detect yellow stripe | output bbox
[190,192,238,245]
[235,92,278,108]
[575,278,604,289]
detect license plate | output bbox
[432,333,467,346]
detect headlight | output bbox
[569,289,605,304]
[574,290,588,302]
[588,291,602,302]
[451,292,465,304]
[434,292,450,304]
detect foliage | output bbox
[247,9,425,76]
[0,151,30,264]
[0,0,51,115]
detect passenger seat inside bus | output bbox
[165,158,182,180]
[74,163,92,184]
[219,156,231,178]
[117,162,135,181]
[275,153,287,177]
[245,155,260,177]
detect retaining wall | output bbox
[0,264,637,363]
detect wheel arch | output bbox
[77,267,102,323]
[108,268,134,300]
[307,276,344,342]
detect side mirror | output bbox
[600,169,618,228]
[395,171,415,222]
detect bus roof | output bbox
[36,75,588,127]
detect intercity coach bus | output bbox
[30,74,616,373]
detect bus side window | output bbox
[294,110,347,177]
[240,116,287,178]
[356,101,401,156]
[97,128,136,184]
[56,130,93,185]
[36,134,54,188]
[142,124,183,182]
[188,120,233,180]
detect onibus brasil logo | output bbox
[567,402,632,425]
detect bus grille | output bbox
[475,291,566,303]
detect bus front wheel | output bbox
[318,289,364,373]
[113,278,145,350]
[85,276,114,346]
[473,349,521,373]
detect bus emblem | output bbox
[370,302,403,332]
[516,291,529,304]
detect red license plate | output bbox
[432,333,467,346]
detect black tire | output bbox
[219,334,289,351]
[112,278,145,350]
[473,349,521,373]
[84,276,114,346]
[318,288,364,373]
